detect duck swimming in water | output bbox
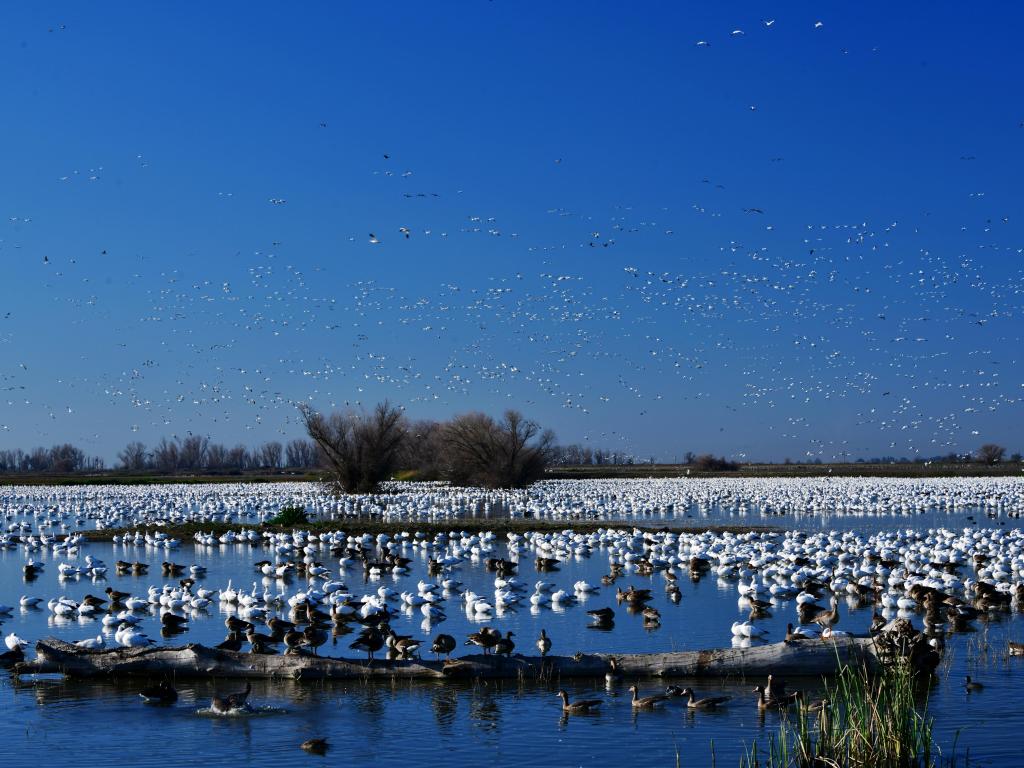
[211,681,251,714]
[139,679,178,705]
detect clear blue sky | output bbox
[1,2,1022,463]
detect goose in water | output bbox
[536,629,552,656]
[211,681,252,714]
[431,633,456,659]
[753,685,799,709]
[557,689,603,713]
[139,679,178,705]
[4,633,28,652]
[161,613,189,629]
[605,657,622,685]
[628,684,669,709]
[225,615,253,634]
[811,598,840,628]
[676,687,731,710]
[964,676,984,692]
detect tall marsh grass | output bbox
[742,662,963,768]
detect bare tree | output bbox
[178,435,209,470]
[285,438,318,468]
[226,444,250,470]
[403,419,445,479]
[256,441,283,469]
[300,401,408,493]
[49,444,85,473]
[118,441,149,471]
[442,410,555,488]
[152,437,179,473]
[205,443,227,470]
[976,443,1006,465]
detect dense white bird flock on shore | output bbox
[1,477,1023,533]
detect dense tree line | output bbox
[0,444,106,474]
[549,444,639,466]
[118,436,321,472]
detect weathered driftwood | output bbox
[16,636,878,682]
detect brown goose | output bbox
[494,631,515,657]
[392,636,422,659]
[557,689,603,713]
[536,629,552,656]
[587,607,615,628]
[245,627,280,654]
[811,597,840,628]
[350,627,385,660]
[465,629,501,655]
[283,629,306,654]
[211,681,252,714]
[215,632,243,652]
[302,625,328,656]
[605,657,622,685]
[753,685,799,709]
[161,612,188,628]
[431,633,456,659]
[628,684,669,709]
[678,687,731,710]
[224,615,253,634]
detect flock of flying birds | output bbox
[0,12,1021,463]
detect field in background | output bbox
[0,461,1021,486]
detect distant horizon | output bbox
[2,3,1022,462]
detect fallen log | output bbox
[15,636,879,682]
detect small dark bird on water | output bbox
[139,679,178,705]
[301,738,329,754]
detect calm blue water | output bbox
[1,502,1022,766]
